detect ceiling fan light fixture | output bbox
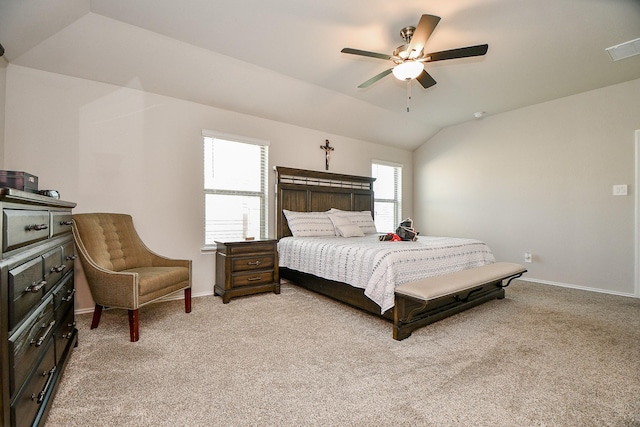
[392,61,424,81]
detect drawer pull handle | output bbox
[26,223,48,231]
[63,289,76,302]
[247,276,262,282]
[26,280,47,293]
[60,220,73,226]
[247,260,262,266]
[31,366,56,404]
[51,265,66,273]
[65,254,77,261]
[31,320,56,347]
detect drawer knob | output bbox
[247,260,262,266]
[26,223,48,231]
[247,276,262,282]
[65,254,77,261]
[63,289,76,302]
[31,320,56,347]
[25,280,47,293]
[31,366,57,404]
[60,220,73,226]
[51,265,66,273]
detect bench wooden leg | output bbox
[128,309,139,342]
[91,304,103,329]
[184,288,192,313]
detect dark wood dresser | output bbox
[214,239,280,303]
[0,188,77,427]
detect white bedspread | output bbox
[278,235,496,313]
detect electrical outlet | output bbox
[613,185,628,196]
[524,252,532,263]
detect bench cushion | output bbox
[395,262,526,301]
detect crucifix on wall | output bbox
[320,139,334,170]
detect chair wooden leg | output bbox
[91,304,103,329]
[128,309,139,342]
[184,288,192,313]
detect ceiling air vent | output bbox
[605,38,640,61]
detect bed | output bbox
[275,166,522,339]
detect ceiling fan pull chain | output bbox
[406,80,412,112]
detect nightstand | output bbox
[214,239,280,303]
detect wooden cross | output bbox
[320,140,334,170]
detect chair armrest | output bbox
[142,247,192,286]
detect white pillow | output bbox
[336,223,365,237]
[283,210,335,237]
[329,209,377,234]
[328,214,364,237]
[328,214,352,236]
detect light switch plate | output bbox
[613,184,628,196]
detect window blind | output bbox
[203,131,269,244]
[372,161,402,233]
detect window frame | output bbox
[202,130,269,246]
[371,160,403,233]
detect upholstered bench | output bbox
[393,262,527,340]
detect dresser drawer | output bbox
[55,306,76,363]
[231,270,275,287]
[3,209,50,253]
[50,211,73,237]
[11,339,56,427]
[9,256,46,332]
[9,296,55,395]
[43,246,66,293]
[61,239,76,272]
[231,254,275,272]
[53,273,75,321]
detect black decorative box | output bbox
[0,170,39,193]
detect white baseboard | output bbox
[519,277,637,298]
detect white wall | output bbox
[414,78,640,296]
[4,65,414,311]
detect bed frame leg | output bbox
[393,325,412,341]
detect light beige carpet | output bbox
[45,281,640,426]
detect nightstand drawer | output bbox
[225,241,276,255]
[231,255,275,272]
[215,238,279,303]
[231,270,275,287]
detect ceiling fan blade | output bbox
[416,70,437,89]
[341,48,392,61]
[407,14,441,59]
[425,44,489,62]
[358,68,393,88]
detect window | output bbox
[203,131,269,245]
[372,161,402,233]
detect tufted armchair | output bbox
[72,213,192,342]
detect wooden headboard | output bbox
[274,166,375,239]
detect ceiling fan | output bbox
[341,14,488,89]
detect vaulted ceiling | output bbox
[1,0,639,150]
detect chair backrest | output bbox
[72,213,154,272]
